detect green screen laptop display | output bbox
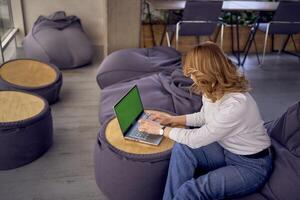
[114,86,143,134]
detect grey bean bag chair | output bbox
[236,101,300,200]
[95,69,202,200]
[99,69,202,124]
[95,46,202,200]
[0,91,53,170]
[94,114,173,200]
[95,43,300,199]
[23,11,93,69]
[96,46,181,89]
[95,45,300,199]
[96,96,300,200]
[0,59,62,104]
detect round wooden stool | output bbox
[0,91,45,123]
[0,59,62,104]
[95,110,175,200]
[0,91,53,170]
[105,117,174,155]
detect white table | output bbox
[147,0,279,11]
[145,0,279,65]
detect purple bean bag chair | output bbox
[236,101,300,200]
[95,46,300,199]
[98,69,202,124]
[0,91,53,170]
[96,97,300,200]
[94,46,201,200]
[0,59,62,104]
[95,68,202,200]
[96,46,181,89]
[94,114,173,200]
[23,11,93,69]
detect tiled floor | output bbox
[0,47,109,200]
[0,48,299,200]
[240,53,300,122]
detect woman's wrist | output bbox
[171,115,186,127]
[162,127,172,138]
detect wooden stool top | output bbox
[105,110,174,154]
[0,91,45,123]
[0,59,58,88]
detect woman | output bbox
[138,42,273,200]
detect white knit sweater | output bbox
[169,92,271,155]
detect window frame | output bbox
[0,0,19,62]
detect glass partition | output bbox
[0,0,13,40]
[0,0,14,62]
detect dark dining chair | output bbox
[258,1,300,65]
[165,0,224,50]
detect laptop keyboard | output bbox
[130,114,150,140]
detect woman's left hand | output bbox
[138,119,162,135]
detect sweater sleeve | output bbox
[185,106,205,127]
[169,97,246,149]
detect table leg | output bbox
[241,22,260,66]
[212,25,221,43]
[236,15,241,65]
[291,35,299,52]
[146,1,156,46]
[160,24,167,46]
[280,34,290,53]
[281,34,300,58]
[254,38,260,64]
[271,34,275,52]
[230,13,235,56]
[242,26,252,53]
[159,10,171,46]
[230,12,241,66]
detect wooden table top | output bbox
[105,110,174,154]
[147,0,279,11]
[0,91,45,123]
[0,59,58,88]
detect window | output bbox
[0,0,13,40]
[1,0,18,63]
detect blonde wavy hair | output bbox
[183,42,250,102]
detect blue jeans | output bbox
[163,143,273,200]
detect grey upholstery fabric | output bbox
[258,23,300,35]
[0,59,63,104]
[237,101,300,200]
[99,69,202,125]
[95,47,202,200]
[95,46,300,200]
[96,71,202,199]
[260,101,300,200]
[166,1,222,37]
[237,194,267,200]
[23,11,93,69]
[0,92,53,170]
[96,46,181,89]
[258,1,300,35]
[95,115,173,200]
[179,0,222,36]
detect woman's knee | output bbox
[172,143,188,154]
[171,143,192,160]
[171,143,201,164]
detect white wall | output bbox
[22,0,107,46]
[107,0,141,53]
[20,0,141,56]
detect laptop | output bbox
[113,85,163,146]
